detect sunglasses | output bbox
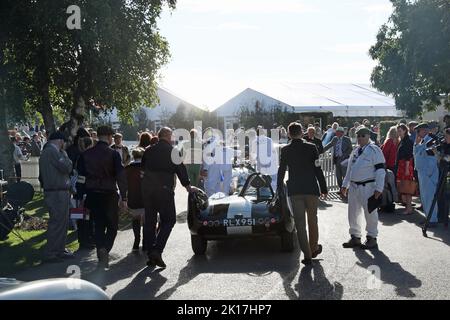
[357,134,367,138]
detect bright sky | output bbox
[157,0,393,110]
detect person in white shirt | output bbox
[341,126,386,250]
[250,126,278,190]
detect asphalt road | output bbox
[11,184,450,300]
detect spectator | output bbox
[414,123,439,225]
[349,122,361,145]
[39,132,74,262]
[277,122,328,265]
[77,125,128,268]
[111,133,131,166]
[444,115,450,130]
[12,136,26,182]
[408,121,418,144]
[22,136,32,156]
[323,127,353,190]
[38,131,46,145]
[322,122,339,146]
[314,123,322,140]
[396,124,415,215]
[138,132,152,149]
[304,126,324,154]
[68,128,95,250]
[30,134,42,157]
[279,127,288,144]
[125,147,146,251]
[381,126,399,172]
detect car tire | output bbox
[191,234,207,255]
[280,231,295,252]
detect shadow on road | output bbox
[379,210,450,246]
[292,262,344,300]
[354,249,422,298]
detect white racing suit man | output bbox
[341,126,386,250]
[250,127,278,190]
[202,133,221,197]
[202,129,235,197]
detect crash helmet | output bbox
[191,187,209,211]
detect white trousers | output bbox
[348,182,379,238]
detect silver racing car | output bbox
[187,172,296,255]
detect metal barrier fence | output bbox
[319,152,339,192]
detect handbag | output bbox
[69,207,90,220]
[397,180,417,195]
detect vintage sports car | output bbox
[187,172,296,255]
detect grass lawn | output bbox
[0,192,132,277]
[0,192,79,277]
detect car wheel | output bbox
[280,231,295,252]
[191,234,207,255]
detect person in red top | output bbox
[381,126,399,171]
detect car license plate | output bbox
[223,218,256,227]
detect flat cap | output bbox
[49,131,66,141]
[355,126,371,135]
[414,122,429,131]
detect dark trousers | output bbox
[14,163,21,182]
[143,187,176,254]
[437,169,449,224]
[86,192,119,252]
[334,157,347,188]
[76,219,95,247]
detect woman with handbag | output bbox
[396,124,415,214]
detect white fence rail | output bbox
[319,152,339,192]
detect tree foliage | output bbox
[2,0,176,136]
[370,0,450,117]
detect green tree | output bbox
[370,0,450,117]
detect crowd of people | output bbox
[7,113,449,269]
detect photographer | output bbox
[414,123,439,226]
[427,128,450,225]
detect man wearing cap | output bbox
[77,126,128,268]
[323,126,352,190]
[111,133,131,166]
[341,126,386,249]
[39,132,74,262]
[414,122,439,225]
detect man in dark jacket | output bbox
[323,127,353,189]
[67,127,95,250]
[77,126,127,268]
[277,122,328,265]
[142,127,191,268]
[304,126,324,154]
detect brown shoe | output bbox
[360,236,378,250]
[342,236,361,248]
